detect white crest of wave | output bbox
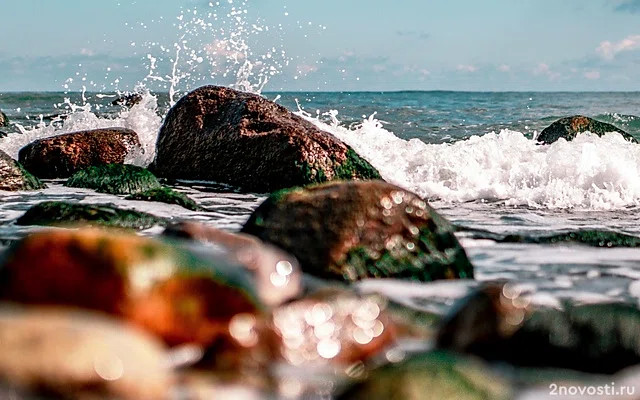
[0,91,162,167]
[299,110,640,210]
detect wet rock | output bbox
[0,150,46,191]
[0,306,172,400]
[18,127,143,178]
[537,115,637,144]
[65,163,162,195]
[241,180,473,283]
[163,221,302,307]
[436,283,640,374]
[126,187,203,211]
[15,201,166,230]
[150,85,381,192]
[338,351,511,400]
[272,288,396,365]
[458,227,640,248]
[0,228,264,351]
[0,110,8,127]
[112,92,143,107]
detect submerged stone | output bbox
[126,187,203,211]
[18,127,143,178]
[0,228,265,352]
[111,92,143,107]
[537,115,637,144]
[15,201,165,230]
[436,283,640,374]
[338,350,511,400]
[150,85,380,192]
[242,180,473,283]
[0,307,172,400]
[65,163,162,195]
[0,150,46,191]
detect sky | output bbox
[1,0,640,92]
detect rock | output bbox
[126,187,203,211]
[15,201,166,230]
[241,180,473,283]
[65,163,162,195]
[112,92,143,107]
[272,288,396,365]
[0,150,46,191]
[18,127,143,178]
[0,306,172,400]
[436,283,640,374]
[337,351,511,400]
[163,221,302,307]
[150,85,381,192]
[0,228,266,352]
[537,115,637,144]
[0,110,8,127]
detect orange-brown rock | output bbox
[272,289,396,365]
[0,228,262,350]
[0,306,172,400]
[149,85,380,192]
[18,127,142,178]
[164,221,302,307]
[242,180,473,283]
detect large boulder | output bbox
[18,127,142,178]
[241,180,473,283]
[150,85,381,192]
[0,150,46,191]
[537,115,637,144]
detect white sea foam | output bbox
[299,110,640,210]
[0,90,162,166]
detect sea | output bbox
[3,2,640,397]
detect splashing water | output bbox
[297,109,640,210]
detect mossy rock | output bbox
[338,351,511,400]
[125,187,203,211]
[65,164,162,195]
[0,150,46,191]
[242,180,473,283]
[16,201,165,230]
[537,115,638,144]
[436,283,640,374]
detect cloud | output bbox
[532,63,561,79]
[614,0,640,13]
[596,35,640,59]
[583,70,600,79]
[396,30,430,40]
[456,64,477,73]
[497,64,511,72]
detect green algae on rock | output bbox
[65,164,162,195]
[242,180,473,283]
[338,351,511,400]
[15,201,165,230]
[125,187,203,211]
[537,115,637,144]
[0,150,46,191]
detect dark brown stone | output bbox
[18,127,142,178]
[0,150,46,191]
[0,110,7,127]
[537,115,637,144]
[241,180,473,283]
[150,85,380,192]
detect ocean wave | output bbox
[300,110,640,210]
